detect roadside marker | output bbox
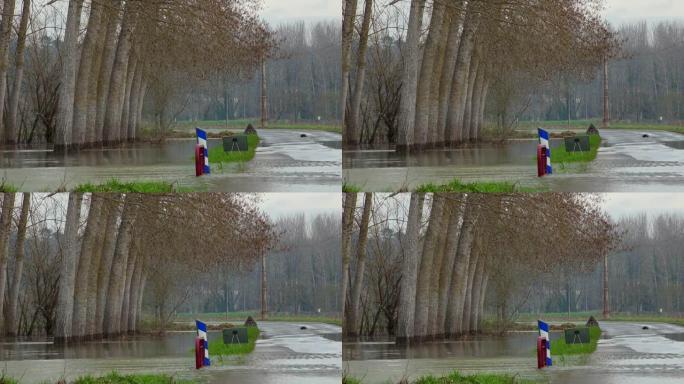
[196,320,211,366]
[538,128,552,174]
[196,128,211,174]
[538,320,552,367]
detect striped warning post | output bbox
[538,128,552,174]
[196,128,211,174]
[196,320,211,366]
[538,320,552,367]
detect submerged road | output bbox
[343,129,684,192]
[344,321,684,384]
[0,129,341,192]
[0,321,342,384]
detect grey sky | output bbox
[601,193,684,220]
[260,0,339,24]
[603,0,684,25]
[258,193,341,220]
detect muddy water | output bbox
[0,129,341,192]
[0,321,342,384]
[344,129,684,192]
[344,322,684,384]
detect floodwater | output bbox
[0,321,342,384]
[343,129,684,192]
[344,322,684,384]
[0,129,341,192]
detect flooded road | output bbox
[0,321,342,384]
[343,129,684,192]
[0,129,341,192]
[344,322,684,383]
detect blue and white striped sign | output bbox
[196,320,211,366]
[196,128,210,174]
[538,128,552,174]
[538,320,552,366]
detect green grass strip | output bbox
[551,326,601,356]
[550,134,601,164]
[343,183,362,193]
[207,134,259,165]
[73,179,178,193]
[416,180,542,193]
[209,326,260,357]
[74,372,197,384]
[414,371,537,384]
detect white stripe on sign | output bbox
[538,128,553,174]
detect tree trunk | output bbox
[96,194,123,337]
[446,199,478,336]
[72,0,104,146]
[428,202,450,336]
[120,54,138,141]
[0,193,15,333]
[6,194,28,336]
[436,196,465,336]
[128,62,144,139]
[437,2,467,144]
[348,0,373,147]
[72,195,105,338]
[348,192,372,336]
[260,253,268,320]
[260,59,268,129]
[0,0,17,144]
[120,242,138,333]
[469,252,486,333]
[427,11,451,146]
[55,193,83,343]
[414,195,445,339]
[341,0,358,145]
[603,58,610,128]
[396,193,424,342]
[104,195,137,336]
[462,238,480,333]
[55,0,84,150]
[86,199,109,337]
[95,1,123,143]
[104,5,134,144]
[6,0,31,145]
[128,255,145,333]
[469,66,487,140]
[341,193,358,320]
[446,13,478,145]
[396,0,426,151]
[462,53,480,142]
[414,0,446,148]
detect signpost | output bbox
[196,320,210,367]
[538,128,552,175]
[538,320,552,367]
[196,128,210,175]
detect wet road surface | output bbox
[0,321,342,384]
[344,322,684,383]
[0,129,341,192]
[343,129,684,192]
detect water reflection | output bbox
[0,331,221,361]
[344,140,563,169]
[344,332,561,361]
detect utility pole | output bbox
[602,57,610,128]
[260,253,268,321]
[603,254,609,319]
[260,59,268,130]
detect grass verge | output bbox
[209,326,260,357]
[345,371,537,384]
[174,119,342,134]
[550,134,601,164]
[73,179,191,193]
[207,134,259,165]
[0,182,18,193]
[416,180,543,193]
[551,326,601,356]
[74,372,196,384]
[343,183,362,193]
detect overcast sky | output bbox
[603,0,684,25]
[260,0,339,25]
[258,193,341,220]
[601,193,684,220]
